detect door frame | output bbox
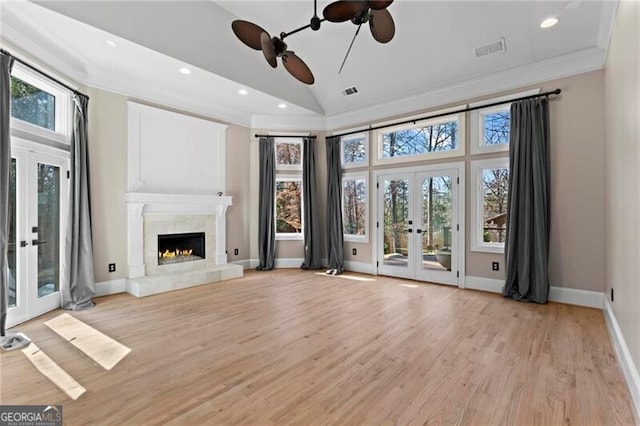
[372,161,465,288]
[7,138,70,329]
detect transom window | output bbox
[470,89,538,154]
[10,65,71,141]
[342,174,368,242]
[376,111,465,163]
[340,133,368,168]
[275,137,302,170]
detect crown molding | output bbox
[250,114,327,131]
[323,47,606,132]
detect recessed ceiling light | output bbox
[179,67,192,75]
[540,17,558,29]
[105,40,118,48]
[238,89,248,95]
[278,103,287,109]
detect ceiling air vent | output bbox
[341,86,359,96]
[474,38,506,59]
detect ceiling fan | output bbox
[231,0,395,85]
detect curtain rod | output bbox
[255,134,316,139]
[330,88,562,139]
[1,48,89,99]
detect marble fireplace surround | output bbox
[125,192,243,297]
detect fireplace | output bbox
[157,232,205,265]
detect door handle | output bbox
[416,229,422,234]
[31,239,47,246]
[406,229,413,233]
[20,241,29,247]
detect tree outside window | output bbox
[382,120,458,159]
[342,176,367,239]
[276,179,302,235]
[482,168,509,244]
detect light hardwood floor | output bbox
[1,270,636,425]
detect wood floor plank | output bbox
[0,270,635,424]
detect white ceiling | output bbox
[0,0,616,130]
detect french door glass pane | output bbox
[421,175,453,271]
[383,178,409,267]
[37,163,60,298]
[8,159,17,307]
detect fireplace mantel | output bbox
[126,192,232,279]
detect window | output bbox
[275,137,302,170]
[275,177,303,239]
[469,89,538,154]
[376,111,465,163]
[342,174,368,242]
[470,158,509,253]
[10,65,70,141]
[340,133,368,168]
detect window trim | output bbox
[340,132,369,169]
[10,64,72,144]
[469,89,539,155]
[341,172,369,243]
[274,137,303,171]
[373,110,465,165]
[470,157,509,253]
[275,175,304,241]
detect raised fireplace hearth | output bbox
[158,232,205,265]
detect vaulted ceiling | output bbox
[0,1,616,129]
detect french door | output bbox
[7,144,69,328]
[377,165,462,286]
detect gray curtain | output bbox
[256,136,276,270]
[61,94,96,310]
[325,136,344,273]
[503,97,550,304]
[301,137,322,269]
[0,52,14,336]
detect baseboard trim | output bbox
[231,259,254,270]
[604,299,640,423]
[343,260,376,275]
[95,278,127,297]
[275,258,304,268]
[464,276,604,308]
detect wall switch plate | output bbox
[492,262,499,271]
[108,263,116,273]
[234,248,239,256]
[352,248,357,255]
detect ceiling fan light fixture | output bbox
[231,0,394,84]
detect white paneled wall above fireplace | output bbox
[127,101,227,195]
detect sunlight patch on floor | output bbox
[45,313,131,371]
[22,343,86,400]
[315,272,377,282]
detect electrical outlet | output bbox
[234,248,239,256]
[352,248,357,256]
[492,262,499,271]
[108,263,116,273]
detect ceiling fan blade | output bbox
[231,20,268,50]
[323,0,367,22]
[260,32,278,68]
[366,0,393,10]
[339,23,362,74]
[369,8,395,43]
[282,51,315,85]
